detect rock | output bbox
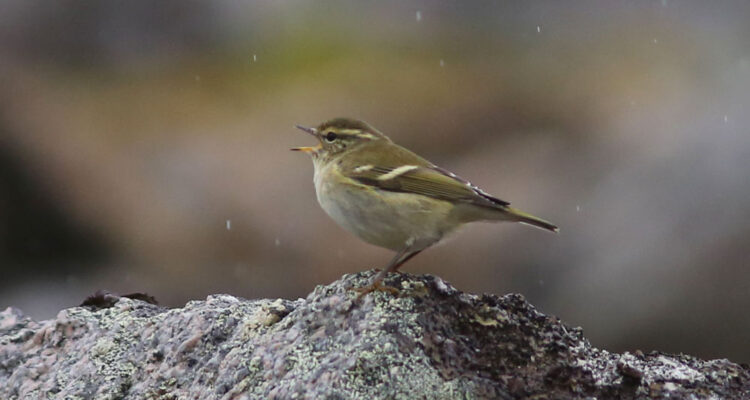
[1,271,748,399]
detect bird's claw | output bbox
[353,280,400,300]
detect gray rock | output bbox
[1,271,748,399]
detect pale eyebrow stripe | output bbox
[337,129,376,139]
[377,165,419,181]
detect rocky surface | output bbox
[1,271,748,399]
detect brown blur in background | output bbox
[1,1,749,362]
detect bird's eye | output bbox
[325,132,337,142]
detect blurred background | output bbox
[1,0,749,362]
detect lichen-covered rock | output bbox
[1,271,748,399]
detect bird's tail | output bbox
[504,206,559,233]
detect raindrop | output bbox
[275,238,281,247]
[226,220,231,230]
[576,205,581,212]
[653,38,658,44]
[536,26,541,33]
[253,54,257,62]
[195,75,201,82]
[439,59,445,67]
[724,115,728,123]
[416,11,422,22]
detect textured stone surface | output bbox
[1,271,748,399]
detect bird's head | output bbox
[291,118,390,160]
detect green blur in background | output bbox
[1,1,749,362]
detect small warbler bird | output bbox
[292,118,558,296]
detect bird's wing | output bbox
[344,163,510,208]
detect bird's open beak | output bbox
[290,146,318,153]
[291,124,321,153]
[295,125,318,136]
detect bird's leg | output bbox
[391,249,422,272]
[354,249,408,297]
[354,246,423,299]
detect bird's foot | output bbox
[370,268,404,275]
[353,280,400,300]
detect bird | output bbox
[292,117,557,296]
